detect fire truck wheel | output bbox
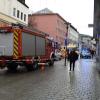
[7,62,18,72]
[25,64,34,71]
[49,60,54,66]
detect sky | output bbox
[26,0,94,36]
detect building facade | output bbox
[0,0,29,26]
[67,23,79,48]
[29,8,68,45]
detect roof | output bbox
[29,8,68,24]
[34,8,53,14]
[17,0,29,8]
[29,13,68,24]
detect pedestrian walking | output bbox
[68,49,79,71]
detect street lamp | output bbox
[64,22,69,66]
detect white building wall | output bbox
[0,0,29,25]
[68,26,79,43]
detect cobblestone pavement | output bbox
[0,59,100,100]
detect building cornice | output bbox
[17,0,29,8]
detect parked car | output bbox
[81,50,91,59]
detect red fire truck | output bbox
[0,25,55,72]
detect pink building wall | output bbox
[29,14,68,45]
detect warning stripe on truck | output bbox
[13,29,19,58]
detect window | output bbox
[24,14,26,21]
[17,10,20,18]
[21,12,23,20]
[13,8,16,16]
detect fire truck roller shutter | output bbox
[22,32,35,56]
[36,36,45,56]
[0,33,13,56]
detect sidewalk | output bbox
[60,58,100,100]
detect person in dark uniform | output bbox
[68,49,79,71]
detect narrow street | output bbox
[0,59,100,100]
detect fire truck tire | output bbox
[49,60,54,66]
[7,62,18,72]
[25,64,34,71]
